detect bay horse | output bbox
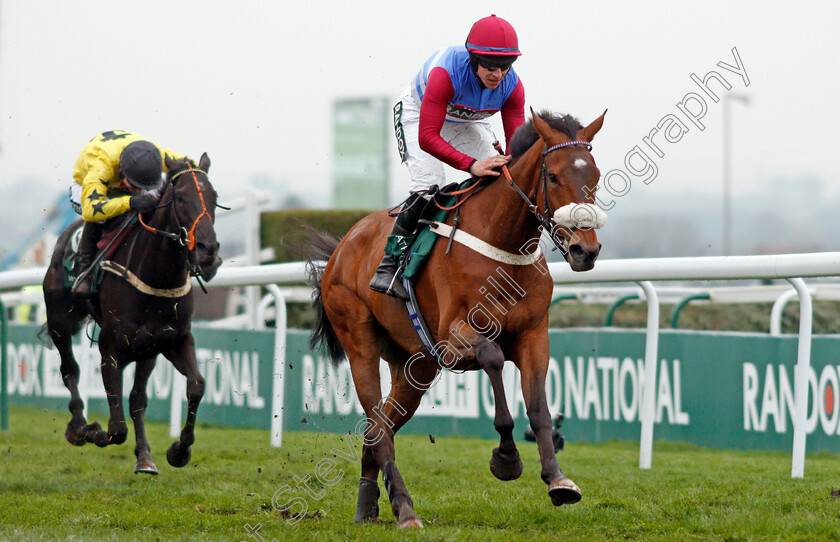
[42,154,221,474]
[305,109,607,527]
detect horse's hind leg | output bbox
[348,347,436,529]
[342,345,383,523]
[372,359,438,529]
[51,324,102,445]
[474,339,522,482]
[163,333,205,468]
[130,357,158,475]
[43,280,100,445]
[333,321,420,527]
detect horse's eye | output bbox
[548,172,559,185]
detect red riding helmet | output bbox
[465,14,521,56]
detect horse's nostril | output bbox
[570,243,600,261]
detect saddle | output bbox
[62,216,138,290]
[388,176,481,281]
[387,176,483,363]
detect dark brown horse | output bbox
[42,154,221,474]
[306,109,606,527]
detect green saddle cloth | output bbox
[385,178,477,282]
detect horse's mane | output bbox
[509,111,584,158]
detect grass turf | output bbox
[1,405,839,541]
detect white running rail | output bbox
[5,251,840,477]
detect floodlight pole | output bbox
[722,93,749,256]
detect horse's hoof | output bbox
[166,442,191,468]
[397,516,424,529]
[92,430,111,448]
[65,426,87,446]
[489,447,523,481]
[353,478,380,523]
[548,476,582,506]
[82,422,102,444]
[134,459,159,475]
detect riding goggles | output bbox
[478,59,515,72]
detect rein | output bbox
[136,166,215,292]
[138,167,212,250]
[434,178,485,211]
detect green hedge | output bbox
[260,209,378,263]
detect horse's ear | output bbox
[579,109,608,142]
[199,152,211,173]
[530,107,552,141]
[164,153,177,171]
[530,107,570,144]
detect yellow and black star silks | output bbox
[72,130,187,222]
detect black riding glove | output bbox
[129,193,160,214]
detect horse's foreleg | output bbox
[164,334,204,468]
[516,337,581,506]
[92,344,128,448]
[475,340,522,482]
[130,357,158,474]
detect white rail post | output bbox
[79,320,96,419]
[769,289,799,336]
[245,188,261,329]
[637,281,660,469]
[787,278,812,478]
[266,284,287,447]
[169,366,185,439]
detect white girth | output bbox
[100,260,192,298]
[429,222,542,265]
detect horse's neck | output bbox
[459,149,543,254]
[129,210,189,286]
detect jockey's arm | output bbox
[79,162,131,222]
[417,68,475,172]
[500,79,526,154]
[472,80,525,177]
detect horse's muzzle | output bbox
[567,239,601,272]
[189,240,222,281]
[198,255,222,281]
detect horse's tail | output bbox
[303,228,346,365]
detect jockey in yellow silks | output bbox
[69,130,191,299]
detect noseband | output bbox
[502,140,593,250]
[138,167,213,250]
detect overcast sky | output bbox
[1,0,839,216]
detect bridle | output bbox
[138,167,213,250]
[136,166,219,290]
[501,140,593,250]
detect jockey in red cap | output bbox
[370,15,526,300]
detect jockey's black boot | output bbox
[71,222,104,300]
[369,193,424,301]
